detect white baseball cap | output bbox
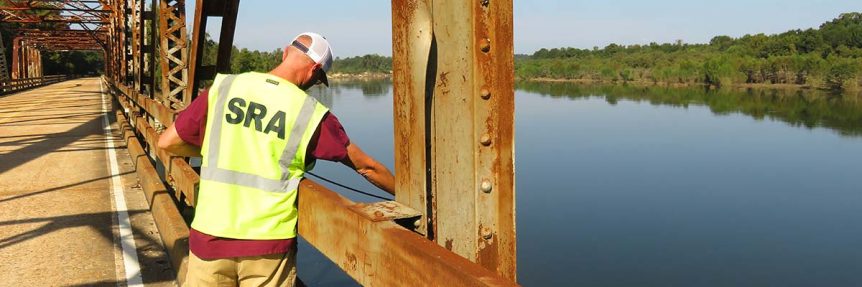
[291,32,333,86]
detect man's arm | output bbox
[157,124,202,157]
[340,142,395,195]
[157,89,208,157]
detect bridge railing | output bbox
[102,77,518,286]
[0,75,73,95]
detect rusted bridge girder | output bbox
[158,0,189,109]
[1,0,110,79]
[0,35,9,82]
[10,36,42,79]
[16,30,106,50]
[0,0,110,26]
[391,0,517,279]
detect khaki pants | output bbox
[185,250,297,287]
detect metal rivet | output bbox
[480,0,490,7]
[479,38,491,53]
[482,227,493,240]
[480,134,491,146]
[480,180,492,193]
[480,88,491,100]
[414,219,422,228]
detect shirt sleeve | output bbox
[308,112,351,162]
[174,89,209,147]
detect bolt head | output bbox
[482,227,493,240]
[480,88,491,100]
[480,134,492,146]
[479,38,491,53]
[480,180,492,193]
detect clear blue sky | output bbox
[189,1,862,57]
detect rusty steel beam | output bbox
[128,0,157,97]
[74,22,109,51]
[298,180,519,287]
[392,0,517,280]
[0,7,109,13]
[391,0,433,237]
[20,37,104,50]
[0,0,109,21]
[9,37,44,79]
[1,19,107,24]
[117,81,176,125]
[158,0,189,109]
[11,37,21,79]
[12,30,105,51]
[129,0,141,91]
[145,1,156,97]
[0,36,9,83]
[107,0,126,83]
[187,0,240,98]
[110,79,197,205]
[126,0,154,95]
[0,0,110,75]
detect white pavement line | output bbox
[100,81,144,287]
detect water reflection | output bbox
[517,81,862,137]
[330,79,391,97]
[307,79,391,110]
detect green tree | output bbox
[710,35,734,51]
[703,56,735,87]
[825,58,859,90]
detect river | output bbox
[297,80,862,287]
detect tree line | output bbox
[197,33,392,76]
[518,13,862,91]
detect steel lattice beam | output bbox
[0,0,110,27]
[1,1,110,49]
[15,29,106,51]
[158,0,189,109]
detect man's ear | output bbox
[310,63,322,77]
[282,47,289,61]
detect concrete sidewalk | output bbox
[0,78,175,286]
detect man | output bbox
[157,32,395,286]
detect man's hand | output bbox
[340,143,395,195]
[157,124,202,157]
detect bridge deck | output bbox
[0,78,174,286]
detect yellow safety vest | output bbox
[191,72,329,240]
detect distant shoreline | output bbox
[329,72,391,80]
[328,72,862,96]
[522,77,838,92]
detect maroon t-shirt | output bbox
[175,89,351,259]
